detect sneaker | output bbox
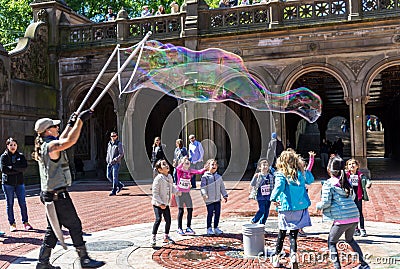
[10,223,17,232]
[298,229,306,237]
[207,227,215,235]
[360,229,367,237]
[271,255,281,268]
[176,228,185,235]
[109,192,116,196]
[150,236,156,247]
[117,182,124,193]
[163,235,175,244]
[214,227,223,235]
[0,231,5,237]
[185,227,196,235]
[354,229,361,236]
[24,222,33,231]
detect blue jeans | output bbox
[107,163,123,194]
[252,199,271,224]
[2,184,28,225]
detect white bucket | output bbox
[242,223,265,257]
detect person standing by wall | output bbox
[32,111,104,269]
[320,138,329,169]
[188,134,204,189]
[105,6,116,21]
[151,137,166,178]
[106,131,125,196]
[266,132,284,168]
[172,138,187,183]
[1,137,32,232]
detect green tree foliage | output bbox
[65,0,187,21]
[0,0,32,48]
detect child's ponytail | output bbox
[327,155,352,197]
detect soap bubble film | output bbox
[121,41,322,123]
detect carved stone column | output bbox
[347,95,370,175]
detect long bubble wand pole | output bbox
[89,31,152,111]
[76,43,120,114]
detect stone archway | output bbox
[68,87,116,179]
[284,71,346,157]
[365,65,400,159]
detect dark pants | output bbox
[152,205,171,235]
[206,201,221,229]
[354,198,364,229]
[41,192,84,248]
[178,208,193,229]
[328,222,367,269]
[275,229,299,255]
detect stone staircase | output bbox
[366,131,385,157]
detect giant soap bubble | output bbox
[120,40,322,123]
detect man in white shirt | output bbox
[188,134,204,188]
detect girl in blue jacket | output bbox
[270,149,314,269]
[316,156,370,269]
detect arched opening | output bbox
[72,87,116,179]
[225,101,262,176]
[366,65,400,159]
[286,71,346,157]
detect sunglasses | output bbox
[48,125,58,129]
[110,135,117,137]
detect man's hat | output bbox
[35,118,61,133]
[108,6,112,9]
[143,5,149,8]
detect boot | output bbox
[36,245,61,269]
[76,245,105,268]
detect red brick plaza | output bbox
[0,177,399,268]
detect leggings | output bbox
[328,222,367,269]
[152,205,171,235]
[178,208,193,229]
[275,229,299,255]
[354,198,364,229]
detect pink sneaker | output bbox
[24,222,33,231]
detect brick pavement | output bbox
[1,179,400,269]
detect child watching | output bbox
[175,156,206,235]
[249,158,274,226]
[151,159,181,246]
[200,159,228,235]
[346,158,372,237]
[317,156,370,269]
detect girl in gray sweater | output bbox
[200,159,228,236]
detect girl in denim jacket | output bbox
[317,156,370,269]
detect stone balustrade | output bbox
[59,0,400,47]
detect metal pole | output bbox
[90,31,152,111]
[76,44,120,114]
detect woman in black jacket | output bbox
[0,137,32,232]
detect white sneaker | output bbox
[214,227,223,235]
[150,236,156,246]
[207,227,214,235]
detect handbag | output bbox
[248,187,258,200]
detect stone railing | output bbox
[59,0,400,47]
[60,13,184,48]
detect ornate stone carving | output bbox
[308,42,318,51]
[0,59,9,93]
[262,65,286,80]
[37,9,49,23]
[342,59,368,76]
[11,24,48,84]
